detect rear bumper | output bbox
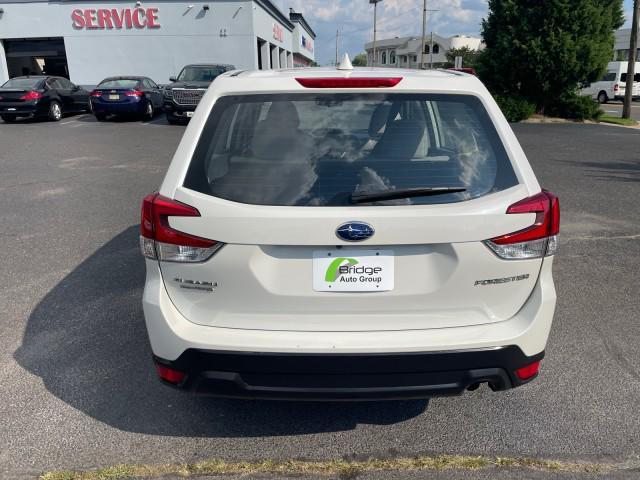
[0,102,42,117]
[91,99,144,114]
[163,101,195,118]
[143,257,556,359]
[613,95,640,100]
[154,346,544,400]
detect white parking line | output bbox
[60,120,76,125]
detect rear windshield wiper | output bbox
[350,187,467,204]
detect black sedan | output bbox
[90,76,163,121]
[0,76,90,122]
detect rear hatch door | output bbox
[159,90,543,332]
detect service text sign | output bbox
[71,8,160,30]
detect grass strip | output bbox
[41,454,614,480]
[600,115,638,126]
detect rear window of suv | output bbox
[184,94,518,206]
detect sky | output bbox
[277,0,636,66]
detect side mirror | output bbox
[169,76,177,82]
[72,85,80,91]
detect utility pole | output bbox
[420,0,426,69]
[623,0,639,119]
[335,29,340,66]
[370,0,382,67]
[430,31,434,69]
[419,2,438,69]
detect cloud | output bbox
[282,0,488,64]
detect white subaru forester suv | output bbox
[140,61,559,400]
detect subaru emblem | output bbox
[336,222,375,242]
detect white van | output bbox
[581,61,640,103]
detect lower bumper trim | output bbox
[154,346,544,401]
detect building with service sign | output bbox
[0,0,316,87]
[288,8,315,67]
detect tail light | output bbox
[155,363,187,384]
[125,90,144,97]
[140,193,222,262]
[515,360,541,381]
[20,91,43,101]
[295,77,403,88]
[485,191,559,260]
[614,84,619,92]
[90,90,103,97]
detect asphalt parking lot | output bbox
[600,101,640,121]
[1,114,639,479]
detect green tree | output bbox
[445,47,481,69]
[478,0,624,113]
[352,53,368,66]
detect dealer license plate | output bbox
[313,250,394,292]
[109,94,119,100]
[186,111,194,118]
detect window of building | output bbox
[381,51,387,64]
[390,50,396,64]
[433,44,440,54]
[412,55,417,62]
[424,45,430,54]
[257,38,267,69]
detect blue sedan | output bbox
[90,76,163,121]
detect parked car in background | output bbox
[0,76,89,123]
[90,76,163,121]
[140,65,559,400]
[163,64,235,124]
[581,61,640,103]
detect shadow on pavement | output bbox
[0,111,87,125]
[14,226,427,437]
[76,113,184,127]
[562,159,640,183]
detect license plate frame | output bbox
[313,250,394,292]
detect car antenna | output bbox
[337,53,353,71]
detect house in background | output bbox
[364,34,482,69]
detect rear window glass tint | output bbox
[98,79,139,89]
[2,77,43,89]
[184,93,518,206]
[600,72,616,81]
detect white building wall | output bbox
[449,35,482,50]
[0,41,8,82]
[291,24,314,62]
[0,0,298,85]
[252,1,292,69]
